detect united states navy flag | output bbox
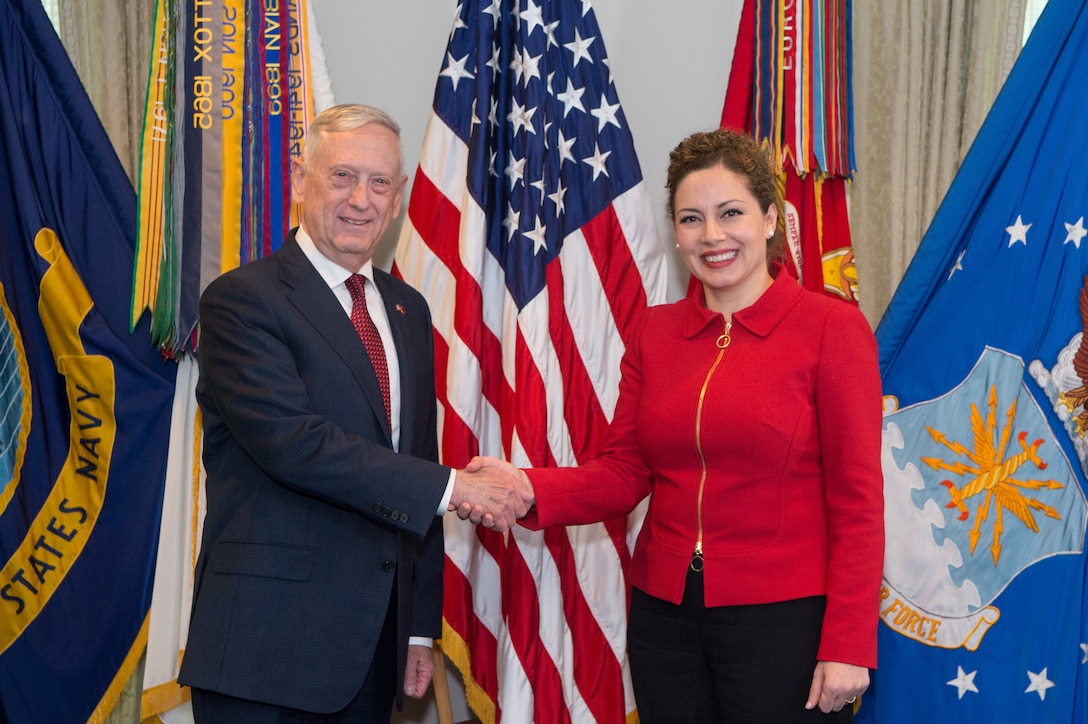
[0,0,177,721]
[859,0,1088,721]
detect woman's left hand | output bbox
[805,661,869,713]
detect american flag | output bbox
[394,0,667,721]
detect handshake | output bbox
[448,456,535,532]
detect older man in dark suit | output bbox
[178,104,524,722]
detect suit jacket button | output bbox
[382,560,396,572]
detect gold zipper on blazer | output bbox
[692,319,731,572]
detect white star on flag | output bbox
[1006,214,1031,246]
[520,0,544,34]
[557,78,586,116]
[1025,668,1056,701]
[520,50,542,85]
[523,215,547,254]
[564,27,595,66]
[556,129,577,164]
[507,99,536,135]
[505,151,526,189]
[548,180,567,214]
[452,3,468,31]
[543,19,560,47]
[440,52,474,91]
[482,0,501,25]
[946,666,979,699]
[947,249,965,280]
[486,45,502,77]
[503,204,520,241]
[583,142,610,180]
[590,94,621,132]
[1065,216,1087,248]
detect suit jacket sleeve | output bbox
[395,292,445,638]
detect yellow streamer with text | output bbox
[132,0,171,329]
[221,0,245,275]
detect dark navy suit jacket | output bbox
[178,231,449,712]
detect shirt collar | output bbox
[295,226,376,289]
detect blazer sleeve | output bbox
[814,302,885,667]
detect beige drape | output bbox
[850,1,1027,327]
[57,0,155,185]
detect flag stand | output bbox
[431,643,454,724]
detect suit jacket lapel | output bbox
[374,273,417,453]
[277,234,393,444]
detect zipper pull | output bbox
[690,546,704,572]
[716,320,732,349]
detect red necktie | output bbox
[345,274,391,427]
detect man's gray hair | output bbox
[302,104,404,176]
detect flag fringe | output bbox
[88,613,150,723]
[140,679,190,721]
[441,619,497,724]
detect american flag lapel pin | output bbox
[395,304,406,316]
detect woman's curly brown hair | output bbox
[665,128,785,262]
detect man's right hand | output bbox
[450,461,531,532]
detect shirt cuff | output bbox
[408,636,433,648]
[436,468,456,515]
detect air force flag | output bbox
[860,0,1088,721]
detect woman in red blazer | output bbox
[468,128,884,722]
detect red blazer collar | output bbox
[681,263,804,340]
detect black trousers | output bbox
[628,568,854,724]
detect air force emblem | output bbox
[881,347,1087,651]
